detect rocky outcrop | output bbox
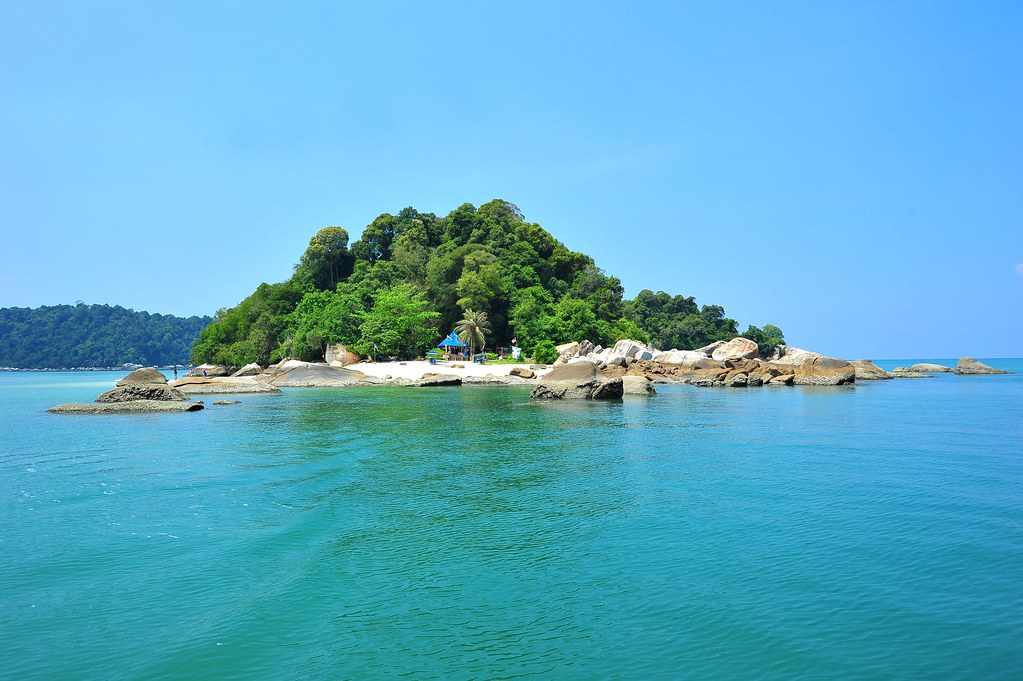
[530,361,623,400]
[622,375,656,395]
[231,363,262,377]
[851,360,892,380]
[694,340,726,356]
[910,363,953,373]
[410,374,462,387]
[116,367,167,385]
[96,383,187,402]
[710,337,759,361]
[792,357,856,386]
[773,347,822,366]
[954,357,1011,375]
[509,367,536,379]
[891,370,930,378]
[174,378,281,394]
[49,400,204,414]
[267,361,368,387]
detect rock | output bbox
[774,347,823,366]
[509,367,536,379]
[556,341,580,359]
[530,361,623,400]
[173,378,281,394]
[954,357,1012,375]
[851,360,892,380]
[116,367,167,386]
[212,400,241,405]
[910,363,953,373]
[578,340,595,357]
[652,349,707,366]
[891,371,931,378]
[694,340,726,356]
[711,337,759,362]
[193,363,230,377]
[268,361,368,387]
[96,384,187,402]
[792,357,856,386]
[410,374,462,387]
[231,363,262,377]
[49,400,204,414]
[767,373,794,386]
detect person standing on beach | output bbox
[173,366,178,379]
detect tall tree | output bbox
[456,309,491,357]
[295,226,353,291]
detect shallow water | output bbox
[2,362,1021,679]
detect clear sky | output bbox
[2,1,1020,359]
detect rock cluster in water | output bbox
[49,367,205,414]
[530,339,1013,398]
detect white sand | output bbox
[347,360,551,382]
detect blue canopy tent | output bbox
[438,331,465,348]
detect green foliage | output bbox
[190,199,787,366]
[0,304,210,368]
[355,284,440,358]
[742,324,786,359]
[294,226,353,291]
[530,339,559,365]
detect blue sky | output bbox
[1,1,1020,359]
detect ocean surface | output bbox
[1,360,1021,680]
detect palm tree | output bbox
[456,309,491,358]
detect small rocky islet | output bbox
[47,343,1012,412]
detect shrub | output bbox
[531,339,559,364]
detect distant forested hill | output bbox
[0,304,211,368]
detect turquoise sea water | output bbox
[1,361,1021,680]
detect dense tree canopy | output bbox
[0,304,210,368]
[191,199,784,365]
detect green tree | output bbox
[356,284,440,358]
[295,226,353,291]
[455,309,492,357]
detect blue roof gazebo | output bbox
[438,331,465,348]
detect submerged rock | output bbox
[910,363,953,373]
[212,400,241,405]
[954,357,1011,375]
[410,374,462,387]
[530,361,623,400]
[49,400,204,414]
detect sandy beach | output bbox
[347,359,551,382]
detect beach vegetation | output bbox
[456,309,492,357]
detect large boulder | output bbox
[774,347,823,366]
[851,360,892,380]
[268,361,368,387]
[694,340,727,356]
[621,375,656,396]
[910,363,953,373]
[509,367,536,379]
[193,363,230,377]
[96,383,187,402]
[530,361,623,400]
[116,367,167,386]
[711,337,759,362]
[410,374,462,387]
[954,357,1011,375]
[652,349,707,366]
[556,341,580,359]
[231,363,262,377]
[792,357,856,386]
